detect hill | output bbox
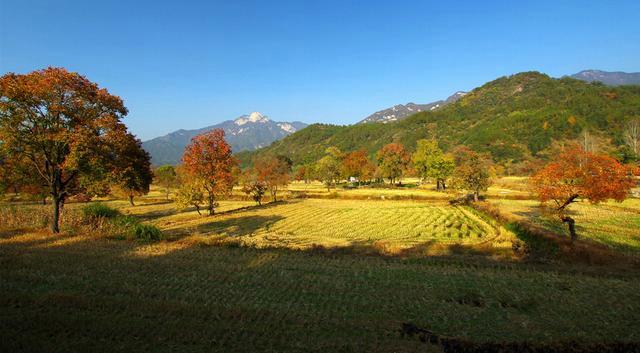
[357,91,467,124]
[142,112,307,165]
[237,72,640,167]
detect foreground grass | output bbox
[1,231,639,352]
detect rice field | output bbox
[1,230,639,352]
[108,198,514,257]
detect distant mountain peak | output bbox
[143,113,307,165]
[358,91,467,124]
[569,69,640,86]
[235,111,270,126]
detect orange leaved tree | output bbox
[0,67,136,232]
[341,149,370,184]
[254,155,291,202]
[530,146,637,241]
[376,143,410,185]
[182,129,236,215]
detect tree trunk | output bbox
[129,195,135,206]
[473,191,479,202]
[194,204,201,215]
[42,196,47,205]
[51,195,62,233]
[208,193,215,216]
[436,179,441,191]
[441,179,446,190]
[561,216,577,242]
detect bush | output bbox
[131,223,163,241]
[81,203,120,220]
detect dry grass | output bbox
[1,230,639,352]
[490,198,640,255]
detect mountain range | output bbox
[143,70,639,166]
[358,91,467,124]
[569,70,640,86]
[142,112,307,165]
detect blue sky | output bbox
[1,0,639,140]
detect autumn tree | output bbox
[341,149,370,184]
[452,147,492,202]
[155,165,177,200]
[412,139,455,190]
[182,129,236,215]
[0,67,137,232]
[255,155,291,202]
[531,146,636,241]
[241,168,267,205]
[376,143,410,185]
[110,132,153,206]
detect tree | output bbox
[376,143,409,185]
[452,147,492,202]
[175,182,205,215]
[155,165,177,200]
[429,155,455,191]
[241,169,267,205]
[341,150,369,184]
[531,146,636,241]
[254,155,291,202]
[182,129,236,215]
[624,118,640,158]
[110,133,153,206]
[0,67,134,232]
[314,147,342,191]
[412,139,455,190]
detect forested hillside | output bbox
[238,72,640,167]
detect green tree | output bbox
[315,147,342,191]
[412,139,453,190]
[110,133,153,206]
[155,165,177,200]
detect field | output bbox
[2,181,640,352]
[2,231,640,352]
[490,198,640,255]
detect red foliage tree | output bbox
[0,67,135,232]
[341,149,370,183]
[254,155,291,202]
[182,129,236,215]
[531,146,637,241]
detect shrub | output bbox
[131,223,163,241]
[81,203,120,220]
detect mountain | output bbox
[570,70,640,86]
[142,112,307,165]
[237,72,640,167]
[358,91,467,124]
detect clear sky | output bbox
[1,0,639,140]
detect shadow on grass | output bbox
[195,215,285,237]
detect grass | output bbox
[1,181,639,351]
[114,198,515,257]
[490,198,640,255]
[1,231,639,352]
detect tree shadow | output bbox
[169,216,284,237]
